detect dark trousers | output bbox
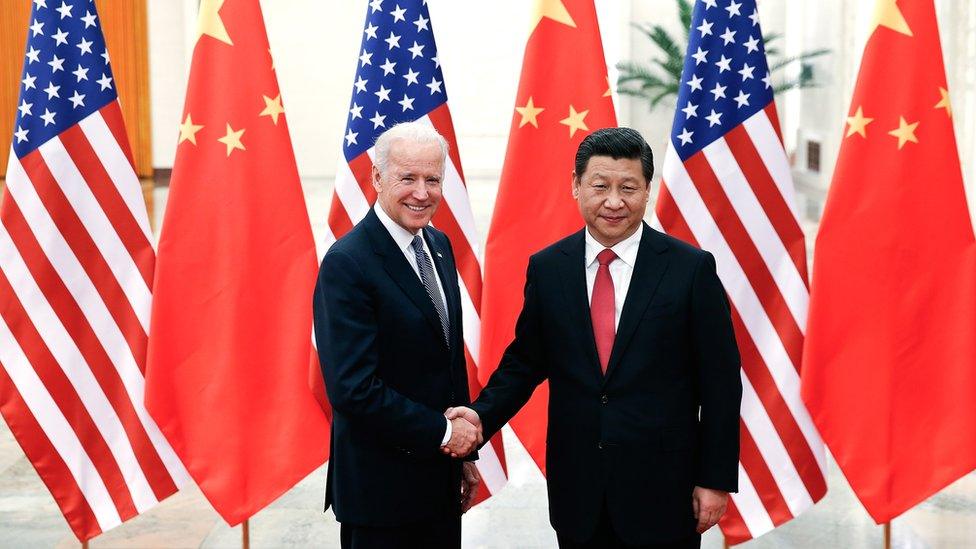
[339,514,461,549]
[557,502,701,549]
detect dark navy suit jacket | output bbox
[472,223,742,544]
[312,208,473,526]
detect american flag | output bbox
[324,0,507,498]
[0,0,188,541]
[654,0,827,543]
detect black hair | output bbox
[574,127,654,184]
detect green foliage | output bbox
[617,0,830,111]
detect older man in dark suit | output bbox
[313,122,481,549]
[450,127,742,548]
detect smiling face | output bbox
[572,155,651,247]
[372,138,445,233]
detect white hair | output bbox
[373,122,449,174]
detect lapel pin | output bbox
[436,251,443,258]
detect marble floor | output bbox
[2,178,976,547]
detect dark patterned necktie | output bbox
[411,235,450,346]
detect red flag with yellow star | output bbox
[802,0,976,523]
[479,0,616,472]
[144,0,329,524]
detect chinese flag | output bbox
[145,0,329,524]
[479,0,616,472]
[802,0,976,523]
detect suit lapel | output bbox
[557,230,602,377]
[364,211,446,346]
[603,224,670,385]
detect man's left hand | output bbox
[460,462,481,513]
[692,486,728,533]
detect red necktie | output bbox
[591,249,617,374]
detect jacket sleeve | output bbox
[313,248,446,453]
[472,259,548,440]
[690,252,742,492]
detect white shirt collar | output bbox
[585,224,643,268]
[374,204,423,254]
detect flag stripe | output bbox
[37,139,152,333]
[659,151,825,537]
[17,150,149,366]
[0,195,178,502]
[326,194,354,244]
[661,164,824,462]
[349,152,377,204]
[0,266,142,520]
[334,163,371,224]
[744,109,797,219]
[731,463,776,536]
[719,498,751,545]
[740,371,814,514]
[0,210,160,513]
[683,152,805,370]
[0,359,104,539]
[0,225,125,530]
[701,136,808,330]
[732,311,826,499]
[720,124,808,283]
[78,110,153,244]
[658,182,825,501]
[59,124,154,288]
[738,418,794,525]
[0,319,121,532]
[96,102,136,172]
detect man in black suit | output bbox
[313,122,482,549]
[449,128,742,548]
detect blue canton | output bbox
[12,0,117,159]
[671,0,773,160]
[343,0,448,161]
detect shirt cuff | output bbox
[440,417,452,446]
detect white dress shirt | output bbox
[373,205,454,446]
[584,226,643,330]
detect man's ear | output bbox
[372,166,382,193]
[571,171,580,199]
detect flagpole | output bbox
[883,522,890,549]
[242,519,250,549]
[81,542,88,549]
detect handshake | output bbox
[440,406,482,458]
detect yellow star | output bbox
[260,94,285,125]
[845,106,874,138]
[870,0,912,37]
[559,105,589,138]
[530,0,576,33]
[935,87,952,118]
[887,116,919,149]
[603,76,613,98]
[198,0,233,45]
[217,123,246,156]
[515,97,545,128]
[178,113,204,145]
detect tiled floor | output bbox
[2,178,976,547]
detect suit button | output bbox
[600,394,608,404]
[597,442,604,450]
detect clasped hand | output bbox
[440,406,482,458]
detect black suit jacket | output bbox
[312,208,473,527]
[472,224,742,544]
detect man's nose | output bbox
[604,191,625,209]
[413,182,430,200]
